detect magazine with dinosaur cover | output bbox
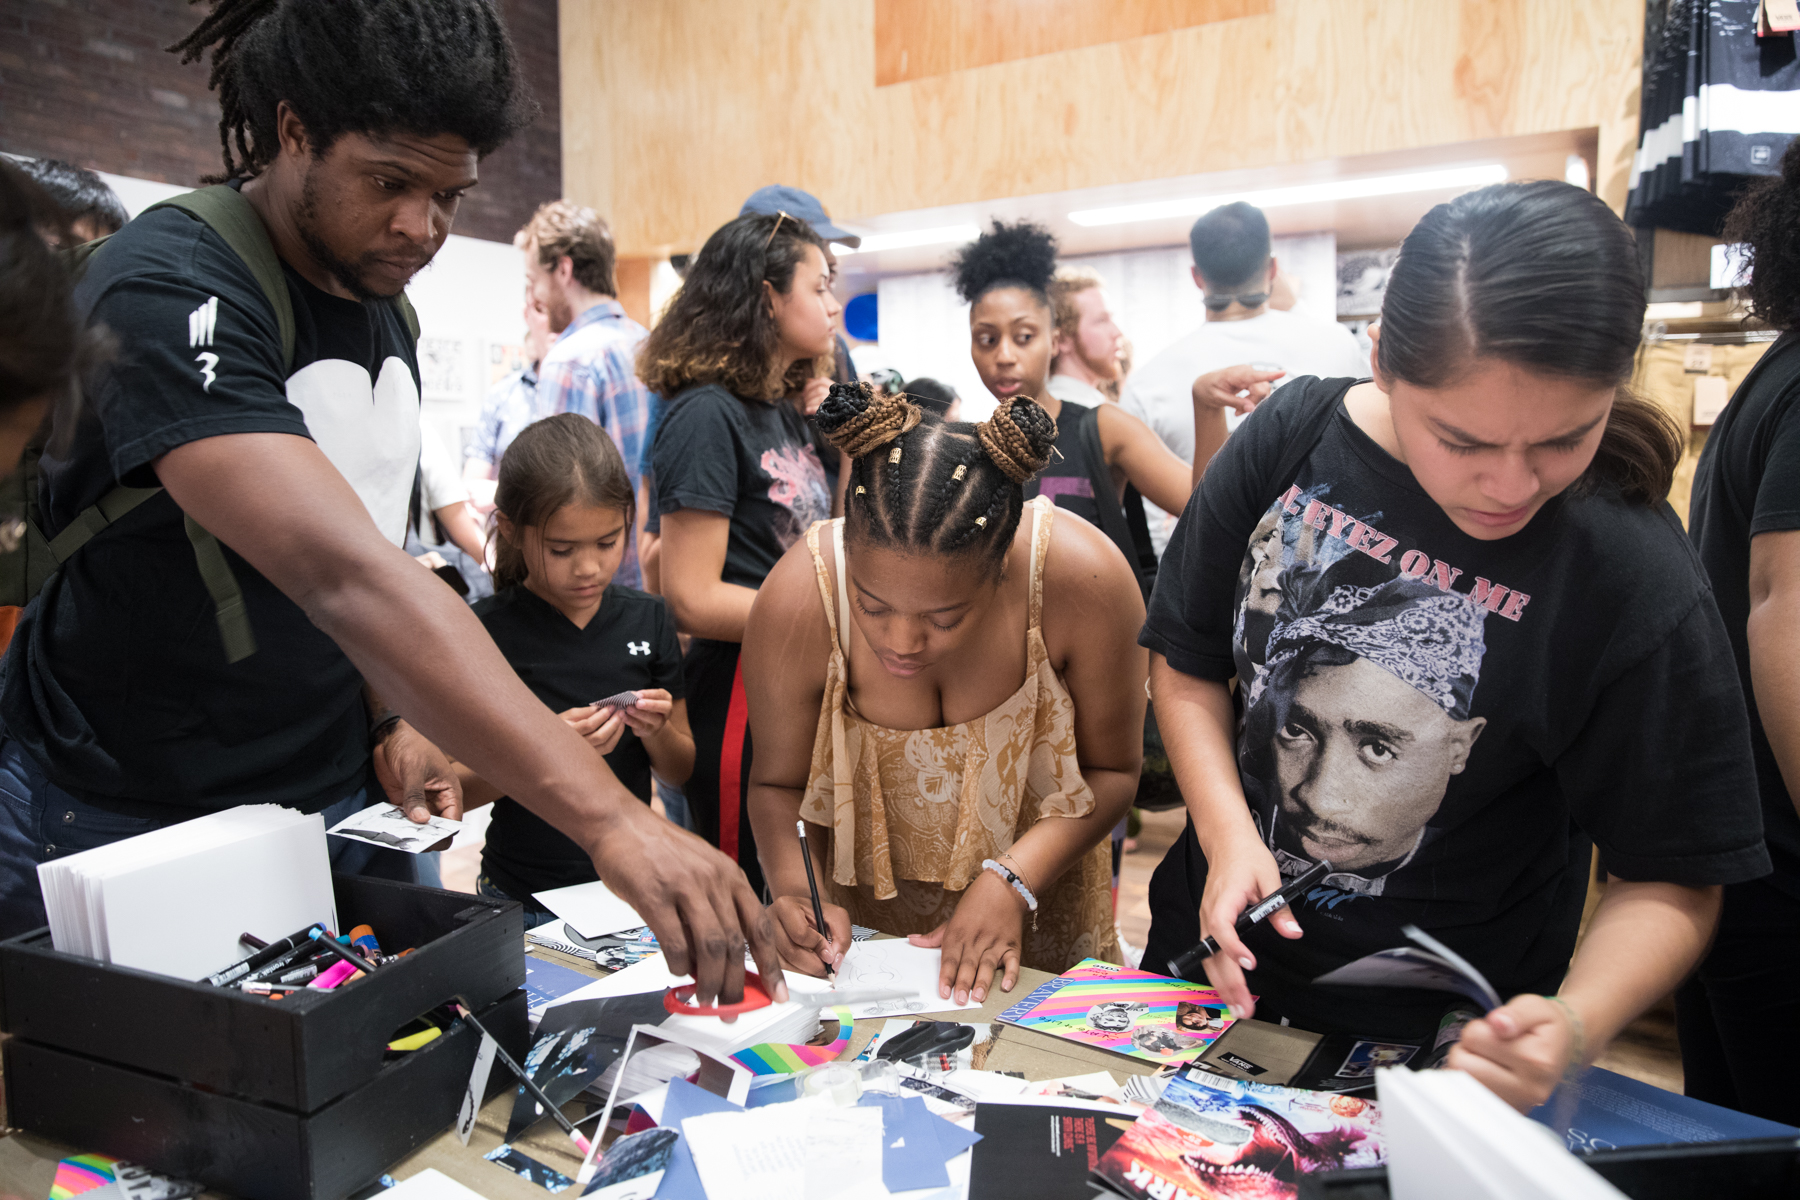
[1092,1066,1384,1200]
[996,958,1242,1066]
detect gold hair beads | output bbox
[951,464,967,482]
[889,446,903,464]
[854,485,866,495]
[974,516,987,527]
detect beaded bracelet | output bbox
[1546,994,1586,1078]
[982,859,1039,930]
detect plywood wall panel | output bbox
[874,0,1270,86]
[561,0,1641,255]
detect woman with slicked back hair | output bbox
[743,383,1147,1001]
[1141,180,1768,1113]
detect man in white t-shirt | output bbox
[1046,265,1127,409]
[1122,202,1367,552]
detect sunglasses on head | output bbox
[1203,291,1270,311]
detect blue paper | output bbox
[1529,1065,1800,1153]
[524,957,595,1014]
[857,1093,981,1192]
[653,1076,743,1200]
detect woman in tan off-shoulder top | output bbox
[742,382,1149,1007]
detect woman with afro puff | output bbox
[948,221,1269,595]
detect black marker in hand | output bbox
[1169,858,1331,981]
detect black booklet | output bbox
[969,1102,1131,1200]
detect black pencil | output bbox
[453,999,593,1155]
[797,819,835,980]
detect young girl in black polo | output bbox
[1142,182,1768,1112]
[455,414,693,926]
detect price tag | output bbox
[1765,0,1800,33]
[1683,343,1714,374]
[1694,375,1732,426]
[457,1031,499,1145]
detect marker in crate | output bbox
[202,926,318,987]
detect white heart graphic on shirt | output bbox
[285,356,421,545]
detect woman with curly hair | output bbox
[641,211,839,893]
[742,383,1148,1001]
[1679,138,1800,1125]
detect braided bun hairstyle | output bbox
[818,382,1058,573]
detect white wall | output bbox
[869,233,1337,423]
[95,170,525,465]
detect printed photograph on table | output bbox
[1093,1066,1385,1200]
[1336,1039,1417,1079]
[998,958,1241,1065]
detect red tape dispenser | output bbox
[663,972,774,1016]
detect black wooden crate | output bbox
[0,873,525,1111]
[4,988,529,1200]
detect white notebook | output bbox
[38,805,337,982]
[1379,1067,1628,1200]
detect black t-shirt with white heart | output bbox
[472,583,685,902]
[0,198,421,816]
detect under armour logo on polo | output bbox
[188,296,219,347]
[627,641,651,656]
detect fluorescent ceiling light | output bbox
[834,223,981,255]
[1066,164,1510,227]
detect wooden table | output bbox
[0,939,1166,1200]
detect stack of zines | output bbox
[37,806,337,981]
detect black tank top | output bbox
[1024,399,1158,598]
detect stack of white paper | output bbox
[38,805,337,982]
[1379,1067,1628,1200]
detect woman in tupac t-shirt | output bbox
[1142,181,1769,1112]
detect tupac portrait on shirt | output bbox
[1240,573,1489,897]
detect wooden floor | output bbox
[445,801,1684,1093]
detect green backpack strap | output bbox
[183,514,257,663]
[45,486,163,562]
[34,185,284,664]
[147,185,296,370]
[394,290,421,343]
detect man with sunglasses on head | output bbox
[1121,202,1366,554]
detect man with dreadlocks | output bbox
[0,0,786,1010]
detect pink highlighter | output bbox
[308,960,362,990]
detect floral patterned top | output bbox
[798,497,1120,972]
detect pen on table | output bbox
[797,820,835,980]
[454,1000,593,1157]
[1168,858,1332,981]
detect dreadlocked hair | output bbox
[950,219,1059,307]
[817,382,1058,575]
[170,0,534,182]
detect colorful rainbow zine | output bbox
[997,958,1246,1066]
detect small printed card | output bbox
[325,803,461,854]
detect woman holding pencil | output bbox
[742,379,1146,1007]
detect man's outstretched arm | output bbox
[155,430,785,1005]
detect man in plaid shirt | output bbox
[517,201,655,587]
